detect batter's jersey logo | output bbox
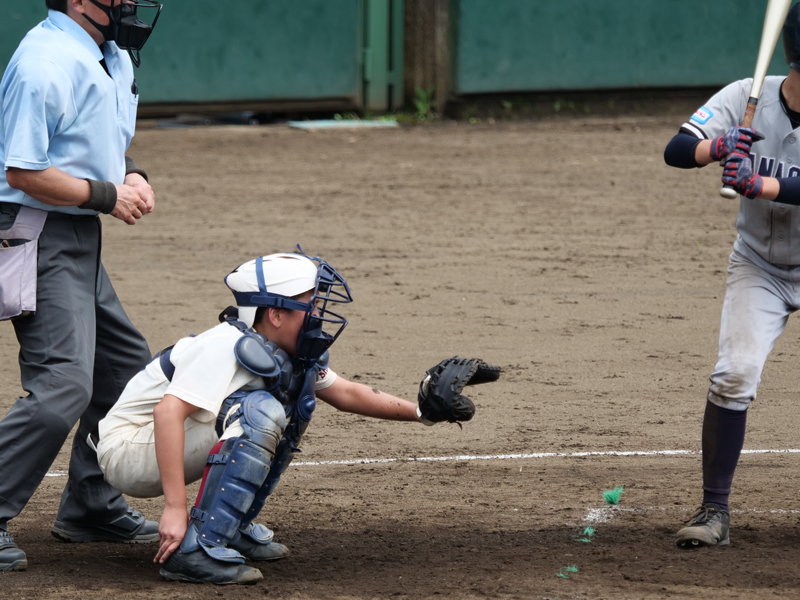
[754,153,800,179]
[690,106,713,125]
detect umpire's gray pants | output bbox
[708,236,800,412]
[0,204,150,525]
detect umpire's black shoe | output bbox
[0,529,26,571]
[51,507,159,543]
[160,550,263,585]
[675,503,730,549]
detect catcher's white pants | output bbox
[96,413,218,498]
[97,412,246,499]
[708,236,800,411]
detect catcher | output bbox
[94,249,500,585]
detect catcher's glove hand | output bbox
[417,357,501,426]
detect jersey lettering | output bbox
[751,157,800,178]
[758,156,775,176]
[690,106,713,125]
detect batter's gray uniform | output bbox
[681,76,800,410]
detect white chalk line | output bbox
[290,447,800,467]
[42,447,800,477]
[583,505,800,525]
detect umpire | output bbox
[0,0,162,571]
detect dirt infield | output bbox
[3,116,800,599]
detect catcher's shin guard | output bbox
[225,441,294,562]
[179,391,286,562]
[237,388,316,531]
[237,437,296,532]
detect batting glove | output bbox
[722,152,764,199]
[710,126,764,162]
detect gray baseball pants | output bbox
[708,235,800,412]
[0,204,150,526]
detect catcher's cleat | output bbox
[160,549,263,585]
[51,507,159,543]
[229,534,289,562]
[675,503,730,549]
[0,529,27,571]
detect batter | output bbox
[664,4,800,549]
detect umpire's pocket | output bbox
[0,206,47,321]
[0,242,37,320]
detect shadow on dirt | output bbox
[4,519,800,598]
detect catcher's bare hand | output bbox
[154,504,187,564]
[417,357,501,425]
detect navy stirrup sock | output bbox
[701,400,747,513]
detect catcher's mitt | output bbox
[417,357,501,426]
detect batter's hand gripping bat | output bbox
[720,0,793,199]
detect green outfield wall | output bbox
[452,0,796,94]
[1,1,362,105]
[2,1,797,111]
[0,1,402,111]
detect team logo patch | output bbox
[690,106,713,125]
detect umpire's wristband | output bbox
[125,156,149,182]
[80,179,117,214]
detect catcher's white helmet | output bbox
[225,253,318,328]
[225,247,353,363]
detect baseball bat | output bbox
[720,0,793,199]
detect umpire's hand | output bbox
[113,178,153,225]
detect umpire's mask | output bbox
[83,0,163,67]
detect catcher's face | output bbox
[259,291,317,357]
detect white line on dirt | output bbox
[42,447,800,477]
[581,505,800,524]
[290,447,800,467]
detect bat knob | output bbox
[719,185,740,200]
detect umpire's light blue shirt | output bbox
[0,10,138,215]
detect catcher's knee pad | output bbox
[218,389,287,449]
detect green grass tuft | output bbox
[574,526,596,542]
[556,564,579,579]
[603,486,624,505]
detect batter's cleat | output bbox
[51,507,159,544]
[675,503,730,549]
[0,529,27,571]
[229,535,289,562]
[159,550,263,585]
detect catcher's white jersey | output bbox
[96,322,337,497]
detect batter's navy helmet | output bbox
[783,3,800,71]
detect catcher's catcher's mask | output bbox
[230,246,353,365]
[83,0,163,67]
